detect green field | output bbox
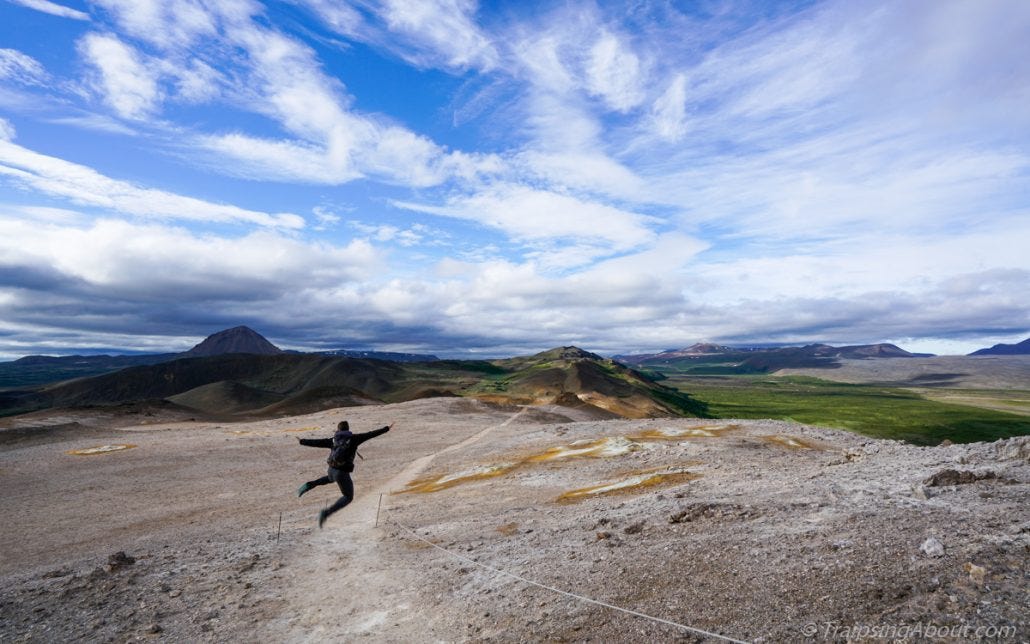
[666,375,1030,445]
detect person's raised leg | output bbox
[318,473,354,528]
[297,475,331,498]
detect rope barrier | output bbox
[387,517,751,644]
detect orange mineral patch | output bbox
[760,435,817,450]
[557,466,700,502]
[629,424,737,441]
[496,522,519,536]
[525,436,641,462]
[67,444,137,456]
[397,462,520,494]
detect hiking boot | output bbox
[297,482,313,498]
[318,509,329,529]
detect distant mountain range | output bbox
[969,337,1030,356]
[0,326,436,389]
[0,344,706,421]
[614,342,934,375]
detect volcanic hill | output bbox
[184,325,283,357]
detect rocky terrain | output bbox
[1,398,1027,642]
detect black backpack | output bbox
[327,436,353,469]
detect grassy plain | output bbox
[665,375,1030,445]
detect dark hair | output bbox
[337,420,350,432]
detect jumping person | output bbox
[296,420,391,528]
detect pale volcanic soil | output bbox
[1,398,1027,643]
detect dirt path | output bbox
[270,406,527,641]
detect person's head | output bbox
[337,420,349,432]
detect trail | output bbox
[271,407,526,642]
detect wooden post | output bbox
[374,493,383,528]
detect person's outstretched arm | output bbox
[353,423,392,445]
[298,437,333,448]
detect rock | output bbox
[964,562,987,586]
[146,623,162,634]
[108,551,136,567]
[623,520,645,535]
[920,537,945,558]
[911,484,931,501]
[923,469,996,487]
[993,436,1030,463]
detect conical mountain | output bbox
[185,326,283,357]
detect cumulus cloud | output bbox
[0,140,305,228]
[0,216,372,295]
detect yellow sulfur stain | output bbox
[629,424,737,441]
[760,435,817,450]
[525,436,641,462]
[67,444,137,456]
[398,462,521,494]
[283,426,321,433]
[558,467,700,502]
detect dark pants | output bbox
[304,467,354,518]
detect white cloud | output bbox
[198,132,362,184]
[0,118,15,141]
[79,33,161,119]
[649,74,687,141]
[0,217,371,290]
[45,113,138,136]
[379,0,498,70]
[92,0,221,49]
[349,221,428,247]
[298,0,498,71]
[0,140,305,228]
[0,49,49,85]
[392,183,657,255]
[517,150,643,199]
[585,31,645,112]
[8,0,89,21]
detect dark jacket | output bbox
[299,426,390,466]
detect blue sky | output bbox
[0,0,1028,359]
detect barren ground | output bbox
[1,397,1027,642]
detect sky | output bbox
[0,0,1028,360]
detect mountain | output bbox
[969,337,1030,356]
[316,349,439,362]
[184,326,282,357]
[0,354,178,389]
[0,346,707,420]
[617,342,932,375]
[0,327,434,389]
[470,346,707,418]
